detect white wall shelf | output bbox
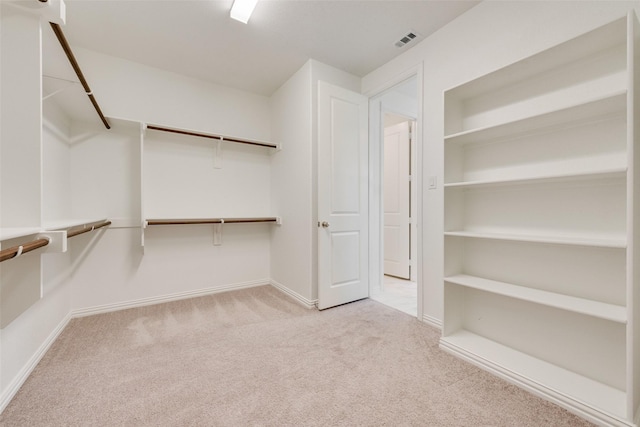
[444,91,626,145]
[445,274,626,324]
[1,219,110,242]
[443,167,627,189]
[444,231,627,249]
[42,218,109,231]
[0,227,43,242]
[441,11,639,426]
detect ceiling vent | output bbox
[395,32,418,48]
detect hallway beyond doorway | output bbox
[370,275,417,317]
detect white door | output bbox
[383,121,411,279]
[317,81,369,310]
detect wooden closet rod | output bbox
[146,125,278,149]
[49,23,111,130]
[147,217,278,226]
[0,238,50,263]
[67,220,112,238]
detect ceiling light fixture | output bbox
[230,0,259,24]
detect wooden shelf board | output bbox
[440,330,627,420]
[445,274,626,324]
[444,168,627,189]
[444,230,626,249]
[444,91,626,145]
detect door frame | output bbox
[365,65,423,320]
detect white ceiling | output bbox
[56,0,478,97]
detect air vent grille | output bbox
[395,32,418,48]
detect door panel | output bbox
[318,81,368,310]
[384,121,411,279]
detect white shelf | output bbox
[444,230,626,249]
[444,167,627,189]
[42,218,109,231]
[444,91,626,145]
[445,274,627,324]
[0,219,110,243]
[440,330,627,420]
[0,227,42,242]
[443,17,627,100]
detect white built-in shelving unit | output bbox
[440,12,640,426]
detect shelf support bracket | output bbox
[214,138,223,169]
[213,220,223,246]
[36,231,67,254]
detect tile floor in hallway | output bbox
[370,275,417,317]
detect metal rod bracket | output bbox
[36,231,66,254]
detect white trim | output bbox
[0,312,72,413]
[363,65,424,99]
[422,314,442,330]
[367,63,425,322]
[71,279,270,318]
[270,280,318,309]
[439,339,634,427]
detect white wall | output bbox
[64,49,274,311]
[269,61,314,303]
[362,0,640,325]
[0,45,275,410]
[270,60,360,304]
[75,48,271,141]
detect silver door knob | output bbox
[321,221,330,228]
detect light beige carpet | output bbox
[0,286,592,426]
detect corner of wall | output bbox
[269,59,315,303]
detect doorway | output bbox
[368,75,420,317]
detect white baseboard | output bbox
[270,280,317,309]
[422,314,442,330]
[439,339,633,427]
[71,279,271,318]
[0,312,72,414]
